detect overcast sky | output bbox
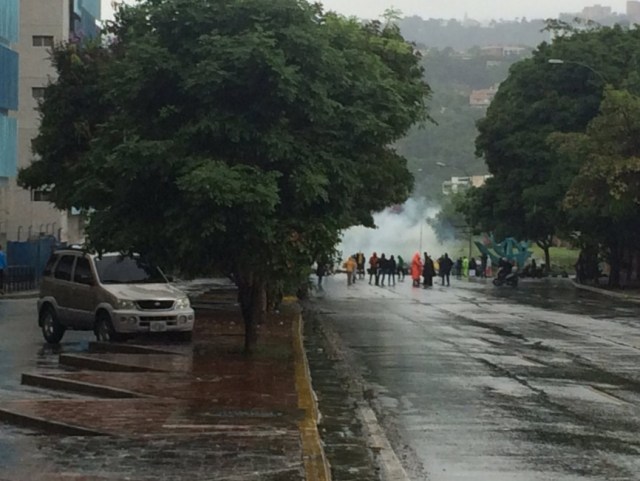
[102,1,629,22]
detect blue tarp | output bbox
[7,237,58,278]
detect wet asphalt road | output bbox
[308,276,640,481]
[0,299,91,401]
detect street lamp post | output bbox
[547,58,608,85]
[437,162,475,259]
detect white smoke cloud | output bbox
[338,197,456,260]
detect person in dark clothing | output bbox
[455,258,463,279]
[497,257,513,279]
[397,255,406,281]
[387,255,397,286]
[378,254,387,286]
[440,253,454,286]
[316,261,327,289]
[422,252,435,288]
[469,257,477,277]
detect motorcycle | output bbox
[493,269,519,287]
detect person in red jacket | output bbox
[368,252,379,285]
[411,252,423,288]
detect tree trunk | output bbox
[608,244,622,289]
[236,273,266,353]
[536,237,552,274]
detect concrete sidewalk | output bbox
[0,290,330,481]
[572,279,640,304]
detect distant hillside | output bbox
[398,17,551,50]
[397,46,530,200]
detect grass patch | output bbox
[531,246,579,270]
[443,240,579,271]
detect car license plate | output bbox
[150,321,167,332]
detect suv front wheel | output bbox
[95,312,126,343]
[41,306,65,344]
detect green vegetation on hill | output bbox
[396,47,527,199]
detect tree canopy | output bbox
[19,0,430,347]
[471,24,640,270]
[550,88,640,285]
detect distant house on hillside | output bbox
[442,175,493,196]
[503,46,527,56]
[480,46,504,58]
[481,45,527,58]
[469,85,499,108]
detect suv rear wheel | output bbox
[95,312,125,343]
[41,306,65,344]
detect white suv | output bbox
[38,249,195,343]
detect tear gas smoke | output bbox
[338,198,454,260]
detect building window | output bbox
[32,87,45,100]
[32,190,52,202]
[32,36,54,47]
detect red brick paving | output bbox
[0,295,306,481]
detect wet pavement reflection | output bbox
[307,276,640,480]
[0,300,91,401]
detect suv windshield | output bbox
[94,255,167,284]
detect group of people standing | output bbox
[336,251,458,289]
[365,252,406,287]
[410,252,455,288]
[318,251,493,289]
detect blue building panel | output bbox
[0,0,19,44]
[72,0,102,40]
[0,115,17,178]
[80,7,100,38]
[0,45,18,111]
[78,0,101,20]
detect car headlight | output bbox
[175,297,190,309]
[116,299,137,310]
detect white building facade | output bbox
[1,0,100,244]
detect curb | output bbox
[59,353,166,373]
[571,280,640,304]
[0,290,39,300]
[292,313,332,481]
[21,373,146,399]
[0,407,107,436]
[88,342,184,356]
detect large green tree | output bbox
[19,0,429,349]
[550,89,640,286]
[473,24,640,269]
